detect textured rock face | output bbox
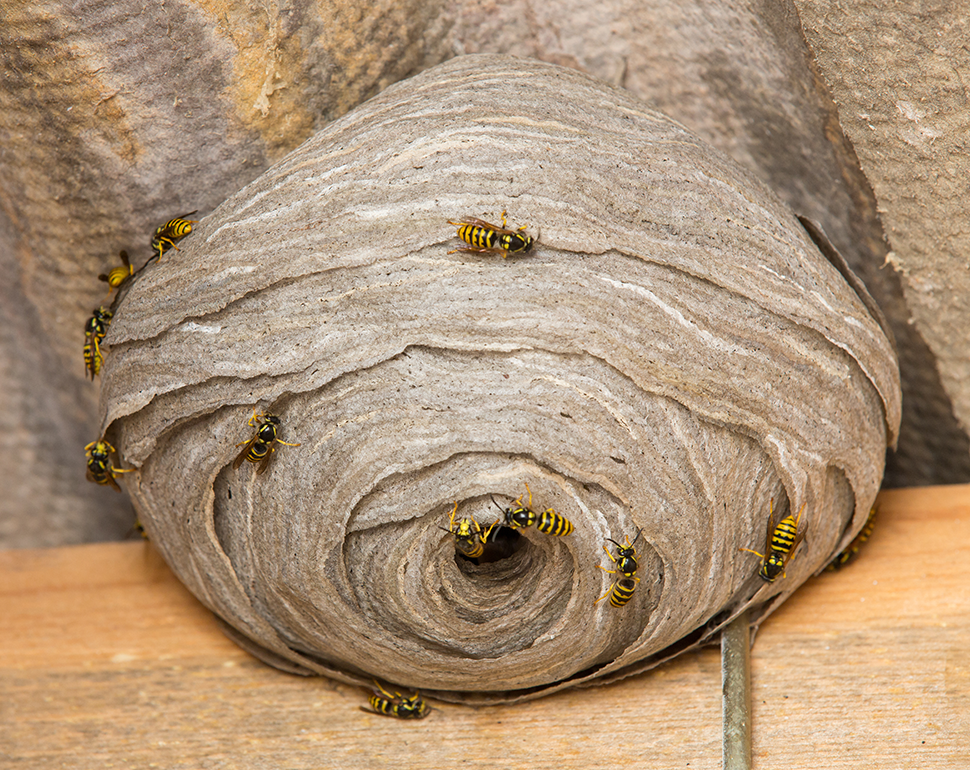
[100,55,900,702]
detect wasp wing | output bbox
[255,444,276,475]
[232,437,258,470]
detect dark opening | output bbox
[455,525,523,565]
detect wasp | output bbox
[85,439,133,492]
[595,528,643,607]
[98,249,134,292]
[826,505,877,571]
[83,306,113,379]
[740,499,805,582]
[444,501,496,559]
[490,484,574,536]
[447,210,534,258]
[232,408,301,474]
[367,680,429,719]
[125,519,149,540]
[151,210,198,261]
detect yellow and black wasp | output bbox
[740,499,806,582]
[366,680,429,719]
[98,249,134,293]
[85,439,133,492]
[151,210,198,261]
[444,501,496,559]
[490,483,574,536]
[447,210,534,259]
[595,528,643,607]
[232,408,301,474]
[826,505,877,572]
[124,518,149,540]
[83,306,113,379]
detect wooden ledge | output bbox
[2,485,968,768]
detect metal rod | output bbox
[722,609,752,770]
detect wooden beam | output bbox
[1,485,967,768]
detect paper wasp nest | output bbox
[100,55,900,703]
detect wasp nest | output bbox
[100,54,900,704]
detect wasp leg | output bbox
[738,547,767,559]
[448,245,509,258]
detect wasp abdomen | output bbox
[537,508,574,536]
[607,578,638,607]
[770,516,799,553]
[83,342,102,379]
[457,223,495,250]
[99,250,133,292]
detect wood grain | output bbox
[794,0,970,455]
[1,484,967,768]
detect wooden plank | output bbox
[1,485,967,769]
[751,484,970,769]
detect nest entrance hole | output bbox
[454,525,523,567]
